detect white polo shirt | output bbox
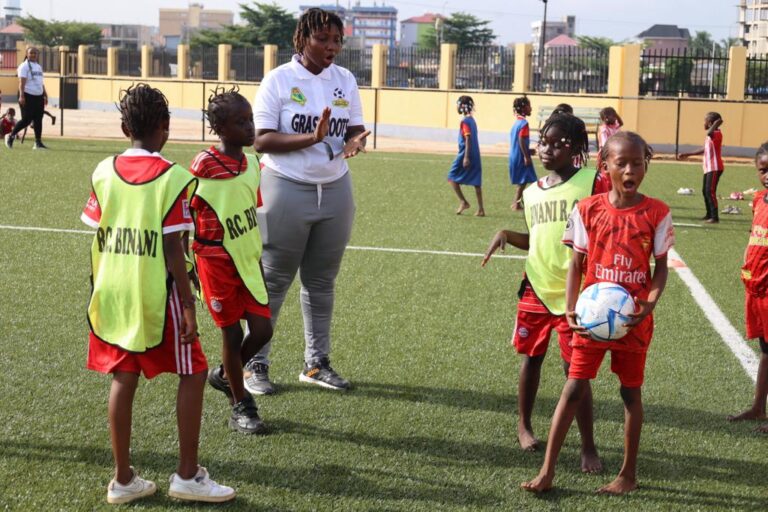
[253,55,364,184]
[17,60,44,96]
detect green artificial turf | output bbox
[0,140,766,510]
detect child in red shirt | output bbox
[190,86,273,435]
[728,142,768,433]
[522,131,675,495]
[678,112,724,223]
[0,107,15,137]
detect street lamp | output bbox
[539,0,549,72]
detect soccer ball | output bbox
[575,282,635,341]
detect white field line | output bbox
[668,248,758,383]
[673,222,703,228]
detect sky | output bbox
[16,0,740,44]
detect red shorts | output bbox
[745,293,768,340]
[87,289,208,379]
[569,345,647,387]
[512,309,574,363]
[196,254,270,328]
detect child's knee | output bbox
[564,379,588,403]
[619,385,642,407]
[759,337,768,355]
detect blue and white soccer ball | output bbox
[575,282,636,341]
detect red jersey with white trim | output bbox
[703,129,723,173]
[563,193,675,351]
[80,149,192,232]
[742,189,768,296]
[188,147,263,258]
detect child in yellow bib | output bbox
[189,86,273,435]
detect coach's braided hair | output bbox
[755,142,768,161]
[205,85,247,135]
[540,113,590,165]
[116,83,170,139]
[599,131,654,167]
[294,8,344,54]
[513,95,530,116]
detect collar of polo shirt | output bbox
[290,54,333,81]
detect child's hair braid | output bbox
[599,131,654,167]
[205,85,247,135]
[513,96,530,116]
[552,103,573,116]
[457,95,474,115]
[294,8,344,54]
[116,83,170,139]
[540,113,590,165]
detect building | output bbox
[544,34,578,48]
[400,13,443,48]
[159,3,233,46]
[100,24,157,50]
[300,3,398,49]
[635,24,690,51]
[739,0,768,55]
[3,0,21,24]
[531,16,575,49]
[0,21,22,50]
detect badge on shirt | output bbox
[290,87,307,106]
[332,87,349,108]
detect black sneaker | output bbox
[243,362,275,395]
[33,141,48,150]
[229,394,267,435]
[5,134,13,149]
[299,358,350,391]
[207,365,233,402]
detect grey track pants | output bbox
[251,167,355,366]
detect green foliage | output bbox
[17,15,102,48]
[421,12,495,49]
[191,2,295,48]
[665,56,694,92]
[576,36,616,52]
[689,30,716,54]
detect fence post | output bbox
[264,44,278,76]
[58,46,69,76]
[513,43,532,93]
[726,46,747,101]
[106,47,118,77]
[607,44,640,97]
[371,44,387,88]
[177,44,189,80]
[77,45,89,76]
[439,43,457,90]
[140,45,151,79]
[15,40,27,69]
[218,44,232,82]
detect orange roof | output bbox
[0,23,25,35]
[545,34,578,47]
[402,13,443,24]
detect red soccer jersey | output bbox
[563,193,675,352]
[0,117,14,137]
[742,190,768,296]
[80,149,192,232]
[188,147,262,258]
[703,129,723,173]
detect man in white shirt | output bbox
[6,47,49,150]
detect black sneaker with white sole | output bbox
[230,394,267,435]
[207,365,233,402]
[299,358,350,391]
[33,141,49,150]
[243,362,275,395]
[5,135,13,149]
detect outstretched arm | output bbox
[481,230,529,267]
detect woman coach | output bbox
[5,46,48,150]
[245,8,369,394]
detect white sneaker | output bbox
[168,466,236,503]
[106,467,157,504]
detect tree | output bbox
[689,31,716,55]
[576,36,616,52]
[418,12,495,49]
[665,56,693,92]
[191,2,295,48]
[17,15,102,48]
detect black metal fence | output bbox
[531,47,609,94]
[640,48,729,98]
[117,48,142,77]
[85,47,107,75]
[276,48,295,66]
[189,46,219,79]
[387,47,440,88]
[39,47,61,74]
[334,48,372,86]
[746,54,768,100]
[455,46,513,90]
[152,48,177,78]
[231,47,264,82]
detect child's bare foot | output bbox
[726,408,767,422]
[475,209,485,217]
[596,475,637,495]
[456,201,470,215]
[511,203,524,211]
[521,473,553,493]
[518,427,541,452]
[581,449,603,473]
[755,422,768,433]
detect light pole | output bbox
[538,0,549,73]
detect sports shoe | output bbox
[107,467,156,504]
[5,134,13,149]
[299,358,350,391]
[33,141,48,150]
[51,116,56,126]
[207,365,233,402]
[244,362,275,395]
[168,466,236,503]
[229,394,267,434]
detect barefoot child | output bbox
[678,112,724,223]
[81,84,235,504]
[522,131,675,495]
[447,95,484,216]
[508,96,536,210]
[189,86,273,434]
[482,113,606,471]
[728,142,768,433]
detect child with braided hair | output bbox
[81,83,235,504]
[509,96,536,210]
[189,86,273,434]
[447,95,484,216]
